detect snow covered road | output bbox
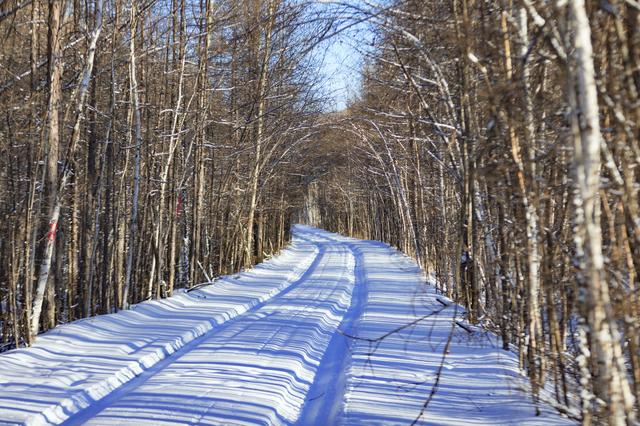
[0,226,575,425]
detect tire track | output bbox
[59,242,326,426]
[64,235,357,425]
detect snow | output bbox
[336,237,573,425]
[0,226,575,425]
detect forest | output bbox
[0,0,639,424]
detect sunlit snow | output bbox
[0,226,575,425]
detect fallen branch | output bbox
[455,321,475,333]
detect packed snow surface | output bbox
[0,226,574,425]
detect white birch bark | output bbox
[517,6,543,392]
[569,1,635,423]
[31,0,104,339]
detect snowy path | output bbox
[340,239,572,425]
[0,226,575,425]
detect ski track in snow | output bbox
[0,226,576,426]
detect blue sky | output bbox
[313,1,375,111]
[321,34,363,111]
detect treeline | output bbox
[311,1,639,424]
[0,0,327,347]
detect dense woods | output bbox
[0,0,330,345]
[1,0,640,424]
[306,0,640,424]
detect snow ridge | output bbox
[0,229,320,426]
[295,242,366,425]
[64,228,357,425]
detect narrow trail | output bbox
[295,243,366,426]
[0,226,575,426]
[67,239,355,425]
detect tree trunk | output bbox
[122,1,142,308]
[245,0,276,269]
[30,0,63,340]
[569,1,636,423]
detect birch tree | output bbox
[569,1,635,423]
